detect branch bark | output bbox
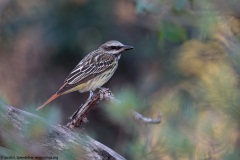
[0,104,125,160]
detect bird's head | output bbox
[100,40,133,55]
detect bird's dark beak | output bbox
[123,45,134,50]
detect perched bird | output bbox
[37,40,133,110]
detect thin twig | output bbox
[132,111,162,124]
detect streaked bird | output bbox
[37,40,133,110]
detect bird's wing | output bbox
[56,53,116,94]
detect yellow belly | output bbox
[80,65,117,92]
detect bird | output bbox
[36,40,133,110]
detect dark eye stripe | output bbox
[110,46,121,50]
[103,45,122,51]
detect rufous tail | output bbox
[36,93,60,110]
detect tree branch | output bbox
[66,87,161,128]
[0,88,161,159]
[66,88,118,129]
[0,104,125,160]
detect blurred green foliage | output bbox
[158,21,187,44]
[0,0,240,159]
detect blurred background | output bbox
[1,0,240,159]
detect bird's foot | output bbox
[88,90,95,100]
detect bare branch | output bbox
[66,87,161,129]
[66,88,115,128]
